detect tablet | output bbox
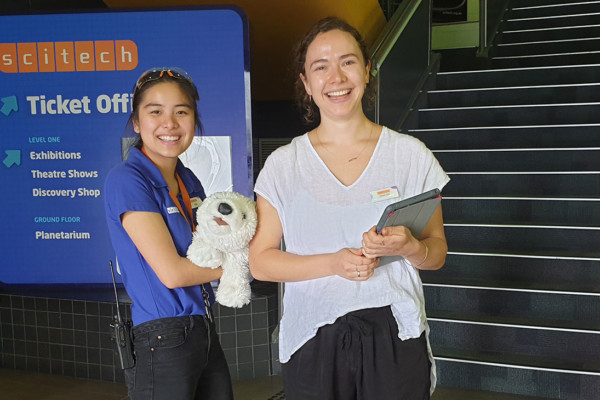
[375,188,442,237]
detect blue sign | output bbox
[0,7,252,284]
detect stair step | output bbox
[502,13,600,31]
[426,83,600,107]
[507,1,600,20]
[409,125,600,150]
[491,52,600,68]
[429,320,600,371]
[497,25,600,44]
[443,172,599,197]
[434,357,600,400]
[444,224,600,256]
[434,64,600,89]
[422,253,600,295]
[434,148,600,172]
[418,103,600,128]
[491,38,600,58]
[441,197,600,227]
[423,285,600,328]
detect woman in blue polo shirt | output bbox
[104,67,233,400]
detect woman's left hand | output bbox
[361,225,419,259]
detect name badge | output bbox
[167,206,179,214]
[370,186,399,202]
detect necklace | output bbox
[315,124,374,163]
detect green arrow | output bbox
[3,150,21,168]
[1,96,18,116]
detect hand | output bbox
[331,248,380,281]
[361,225,420,259]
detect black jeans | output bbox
[125,315,233,400]
[282,306,431,400]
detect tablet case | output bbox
[375,188,442,237]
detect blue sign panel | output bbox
[0,7,252,284]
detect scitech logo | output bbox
[0,40,138,73]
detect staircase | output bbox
[411,1,600,398]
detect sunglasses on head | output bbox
[135,67,194,91]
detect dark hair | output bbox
[126,67,203,150]
[292,16,375,125]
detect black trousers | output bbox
[125,315,233,400]
[282,306,431,400]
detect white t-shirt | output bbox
[255,127,450,366]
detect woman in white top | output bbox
[249,17,449,400]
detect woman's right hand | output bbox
[332,248,379,281]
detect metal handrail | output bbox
[370,0,425,78]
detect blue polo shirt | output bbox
[104,147,213,326]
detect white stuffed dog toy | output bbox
[186,191,257,308]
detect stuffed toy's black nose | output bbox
[218,202,233,216]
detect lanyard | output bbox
[140,148,195,232]
[168,174,195,233]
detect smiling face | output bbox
[133,81,196,166]
[300,29,371,122]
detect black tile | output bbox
[10,296,23,310]
[63,345,75,362]
[100,348,114,366]
[87,331,100,348]
[1,308,12,325]
[252,328,269,346]
[75,362,88,378]
[48,312,61,329]
[63,360,76,377]
[35,297,48,312]
[49,344,62,359]
[88,348,101,364]
[99,302,113,317]
[73,300,86,314]
[253,360,271,377]
[253,344,270,362]
[24,326,37,342]
[36,326,49,343]
[101,365,115,382]
[2,323,14,339]
[85,301,99,316]
[36,310,49,327]
[38,357,51,374]
[89,364,102,380]
[223,347,237,365]
[11,309,24,325]
[252,312,268,328]
[237,346,253,364]
[50,358,63,374]
[219,316,235,333]
[237,362,254,380]
[23,297,35,311]
[73,314,86,331]
[60,313,74,330]
[61,329,75,346]
[48,327,61,344]
[219,332,236,349]
[60,299,73,314]
[13,325,24,340]
[236,331,252,347]
[37,342,50,358]
[74,346,87,363]
[73,330,86,347]
[13,339,26,356]
[236,314,252,331]
[86,315,100,332]
[23,310,36,326]
[47,298,60,312]
[252,298,268,313]
[235,303,252,315]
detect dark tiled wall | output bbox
[0,282,279,383]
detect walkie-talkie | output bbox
[109,260,135,369]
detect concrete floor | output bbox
[0,368,548,399]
